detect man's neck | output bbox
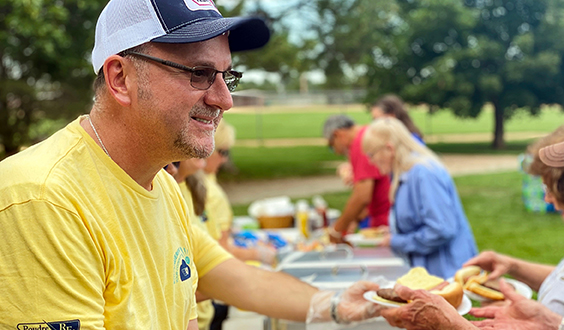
[81,110,163,191]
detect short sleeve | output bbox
[349,128,383,182]
[191,225,233,278]
[0,201,106,329]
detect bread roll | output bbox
[375,267,464,308]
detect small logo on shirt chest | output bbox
[174,247,192,283]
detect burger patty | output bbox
[376,288,407,303]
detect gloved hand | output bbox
[306,281,382,326]
[256,244,277,266]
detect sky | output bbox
[218,0,326,86]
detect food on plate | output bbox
[359,227,387,239]
[455,266,514,301]
[295,240,323,252]
[374,267,464,308]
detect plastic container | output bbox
[296,199,310,239]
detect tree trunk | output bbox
[492,102,505,149]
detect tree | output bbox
[364,0,564,148]
[221,0,317,91]
[298,0,398,89]
[0,0,106,158]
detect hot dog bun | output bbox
[455,266,507,300]
[454,266,481,285]
[466,281,505,301]
[375,267,463,308]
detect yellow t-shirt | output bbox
[0,117,232,330]
[203,173,233,240]
[178,181,216,330]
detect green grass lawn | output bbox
[220,141,530,182]
[218,145,344,181]
[224,106,564,140]
[232,171,564,265]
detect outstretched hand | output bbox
[380,284,475,330]
[463,251,511,281]
[470,279,562,330]
[337,281,383,323]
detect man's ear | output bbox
[102,55,134,107]
[334,129,345,138]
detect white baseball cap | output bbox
[91,0,270,73]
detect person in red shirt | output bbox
[323,115,391,243]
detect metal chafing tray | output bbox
[269,246,409,330]
[277,245,406,270]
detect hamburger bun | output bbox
[375,267,464,308]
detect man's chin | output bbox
[174,141,214,159]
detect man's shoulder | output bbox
[0,123,85,205]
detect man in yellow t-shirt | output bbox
[0,118,230,329]
[0,1,383,329]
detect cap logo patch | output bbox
[183,0,220,13]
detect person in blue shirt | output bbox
[361,117,477,278]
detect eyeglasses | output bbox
[217,149,230,157]
[124,52,243,92]
[327,133,337,153]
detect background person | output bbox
[334,94,424,225]
[0,1,383,329]
[202,120,277,330]
[172,158,216,330]
[369,94,424,144]
[362,117,477,278]
[203,121,276,265]
[323,115,391,243]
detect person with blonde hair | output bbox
[362,117,477,278]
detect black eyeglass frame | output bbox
[217,149,230,157]
[123,51,243,92]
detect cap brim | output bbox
[539,141,564,167]
[151,16,270,52]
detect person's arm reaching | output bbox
[198,258,382,323]
[464,251,555,292]
[198,258,318,321]
[331,179,373,243]
[218,230,276,265]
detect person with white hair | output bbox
[362,117,477,278]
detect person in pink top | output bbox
[323,115,391,243]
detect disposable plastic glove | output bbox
[306,281,382,328]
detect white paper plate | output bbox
[363,290,472,315]
[344,233,384,247]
